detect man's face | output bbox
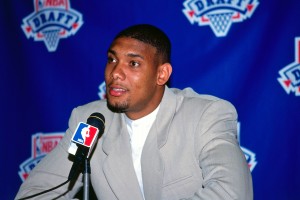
[105,37,163,119]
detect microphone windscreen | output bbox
[87,112,105,133]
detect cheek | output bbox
[133,74,156,93]
[130,73,148,88]
[131,74,142,85]
[104,67,111,80]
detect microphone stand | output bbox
[83,158,91,200]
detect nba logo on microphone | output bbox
[72,122,98,147]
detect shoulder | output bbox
[76,99,107,111]
[170,87,236,114]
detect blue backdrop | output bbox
[1,0,300,199]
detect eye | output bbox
[107,56,117,64]
[129,61,140,68]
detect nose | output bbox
[109,63,125,81]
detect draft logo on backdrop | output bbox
[21,0,83,52]
[237,122,257,172]
[278,37,300,96]
[19,132,64,181]
[182,0,259,37]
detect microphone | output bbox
[68,113,105,180]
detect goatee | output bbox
[106,97,129,113]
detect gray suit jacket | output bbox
[15,87,253,200]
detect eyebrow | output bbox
[108,49,144,60]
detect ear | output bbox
[157,63,172,86]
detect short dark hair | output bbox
[114,24,171,64]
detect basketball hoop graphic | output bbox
[206,11,234,37]
[42,29,60,51]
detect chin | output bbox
[107,101,128,113]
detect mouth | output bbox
[108,85,127,97]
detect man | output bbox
[15,24,253,200]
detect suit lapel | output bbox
[102,114,144,200]
[142,87,182,200]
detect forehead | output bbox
[109,37,157,57]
